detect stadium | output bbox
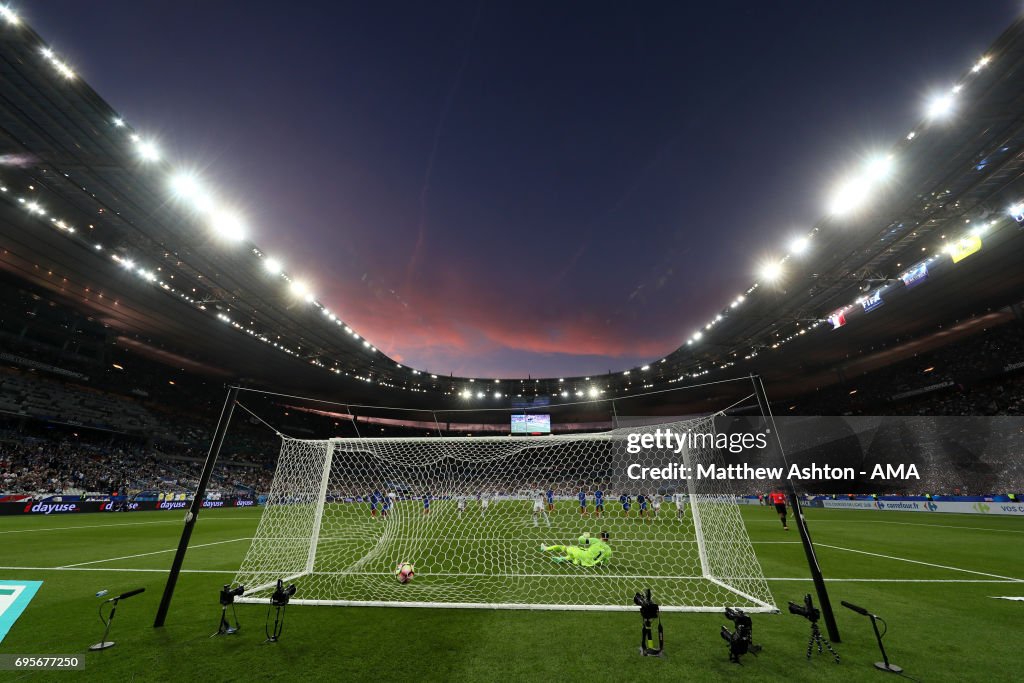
[0,3,1022,681]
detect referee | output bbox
[770,489,789,531]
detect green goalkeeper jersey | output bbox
[579,539,611,567]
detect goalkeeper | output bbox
[540,532,612,567]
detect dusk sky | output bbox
[29,1,1018,378]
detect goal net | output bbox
[232,415,776,612]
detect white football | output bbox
[395,561,415,583]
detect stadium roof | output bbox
[2,9,1024,411]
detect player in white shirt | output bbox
[652,495,662,517]
[480,492,490,517]
[675,492,688,519]
[457,496,467,515]
[532,490,550,527]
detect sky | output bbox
[24,1,1020,378]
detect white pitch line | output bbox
[817,543,1024,582]
[749,518,1024,534]
[0,517,256,535]
[57,537,252,568]
[0,566,234,574]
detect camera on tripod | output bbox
[271,580,296,607]
[788,593,820,622]
[789,593,839,663]
[214,584,245,636]
[632,588,663,656]
[220,584,245,606]
[633,589,659,620]
[720,607,760,663]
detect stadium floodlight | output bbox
[170,172,205,201]
[211,211,246,242]
[289,280,310,298]
[971,55,990,72]
[494,392,502,398]
[789,236,810,255]
[588,386,599,398]
[829,177,868,215]
[759,260,783,283]
[136,139,161,161]
[1009,203,1024,223]
[1,6,21,24]
[112,117,125,127]
[865,154,893,181]
[925,92,955,120]
[476,391,485,399]
[460,390,471,399]
[560,391,568,398]
[263,257,282,275]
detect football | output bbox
[395,562,415,584]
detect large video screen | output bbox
[511,414,551,434]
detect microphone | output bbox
[840,600,870,616]
[107,588,145,602]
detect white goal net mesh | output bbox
[232,416,775,612]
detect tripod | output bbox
[806,621,840,663]
[213,602,240,636]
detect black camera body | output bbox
[721,607,760,663]
[633,588,663,656]
[633,588,660,620]
[788,593,820,622]
[271,579,297,607]
[220,584,245,606]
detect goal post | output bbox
[232,415,777,612]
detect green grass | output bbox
[0,505,1021,681]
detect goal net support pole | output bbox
[154,385,239,628]
[750,373,840,642]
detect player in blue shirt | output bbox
[594,488,604,518]
[619,493,631,517]
[638,493,648,519]
[578,488,588,516]
[546,488,555,514]
[369,490,380,519]
[422,493,431,515]
[381,492,392,519]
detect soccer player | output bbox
[578,487,588,516]
[637,493,648,519]
[480,491,490,517]
[533,490,550,527]
[770,489,789,530]
[546,487,555,514]
[540,533,612,567]
[457,496,466,515]
[594,486,604,518]
[422,492,431,515]
[369,490,380,519]
[652,494,661,517]
[381,492,392,519]
[619,492,631,517]
[675,492,688,519]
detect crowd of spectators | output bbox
[786,322,1024,416]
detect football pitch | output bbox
[0,506,1020,681]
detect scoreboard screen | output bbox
[511,414,551,434]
